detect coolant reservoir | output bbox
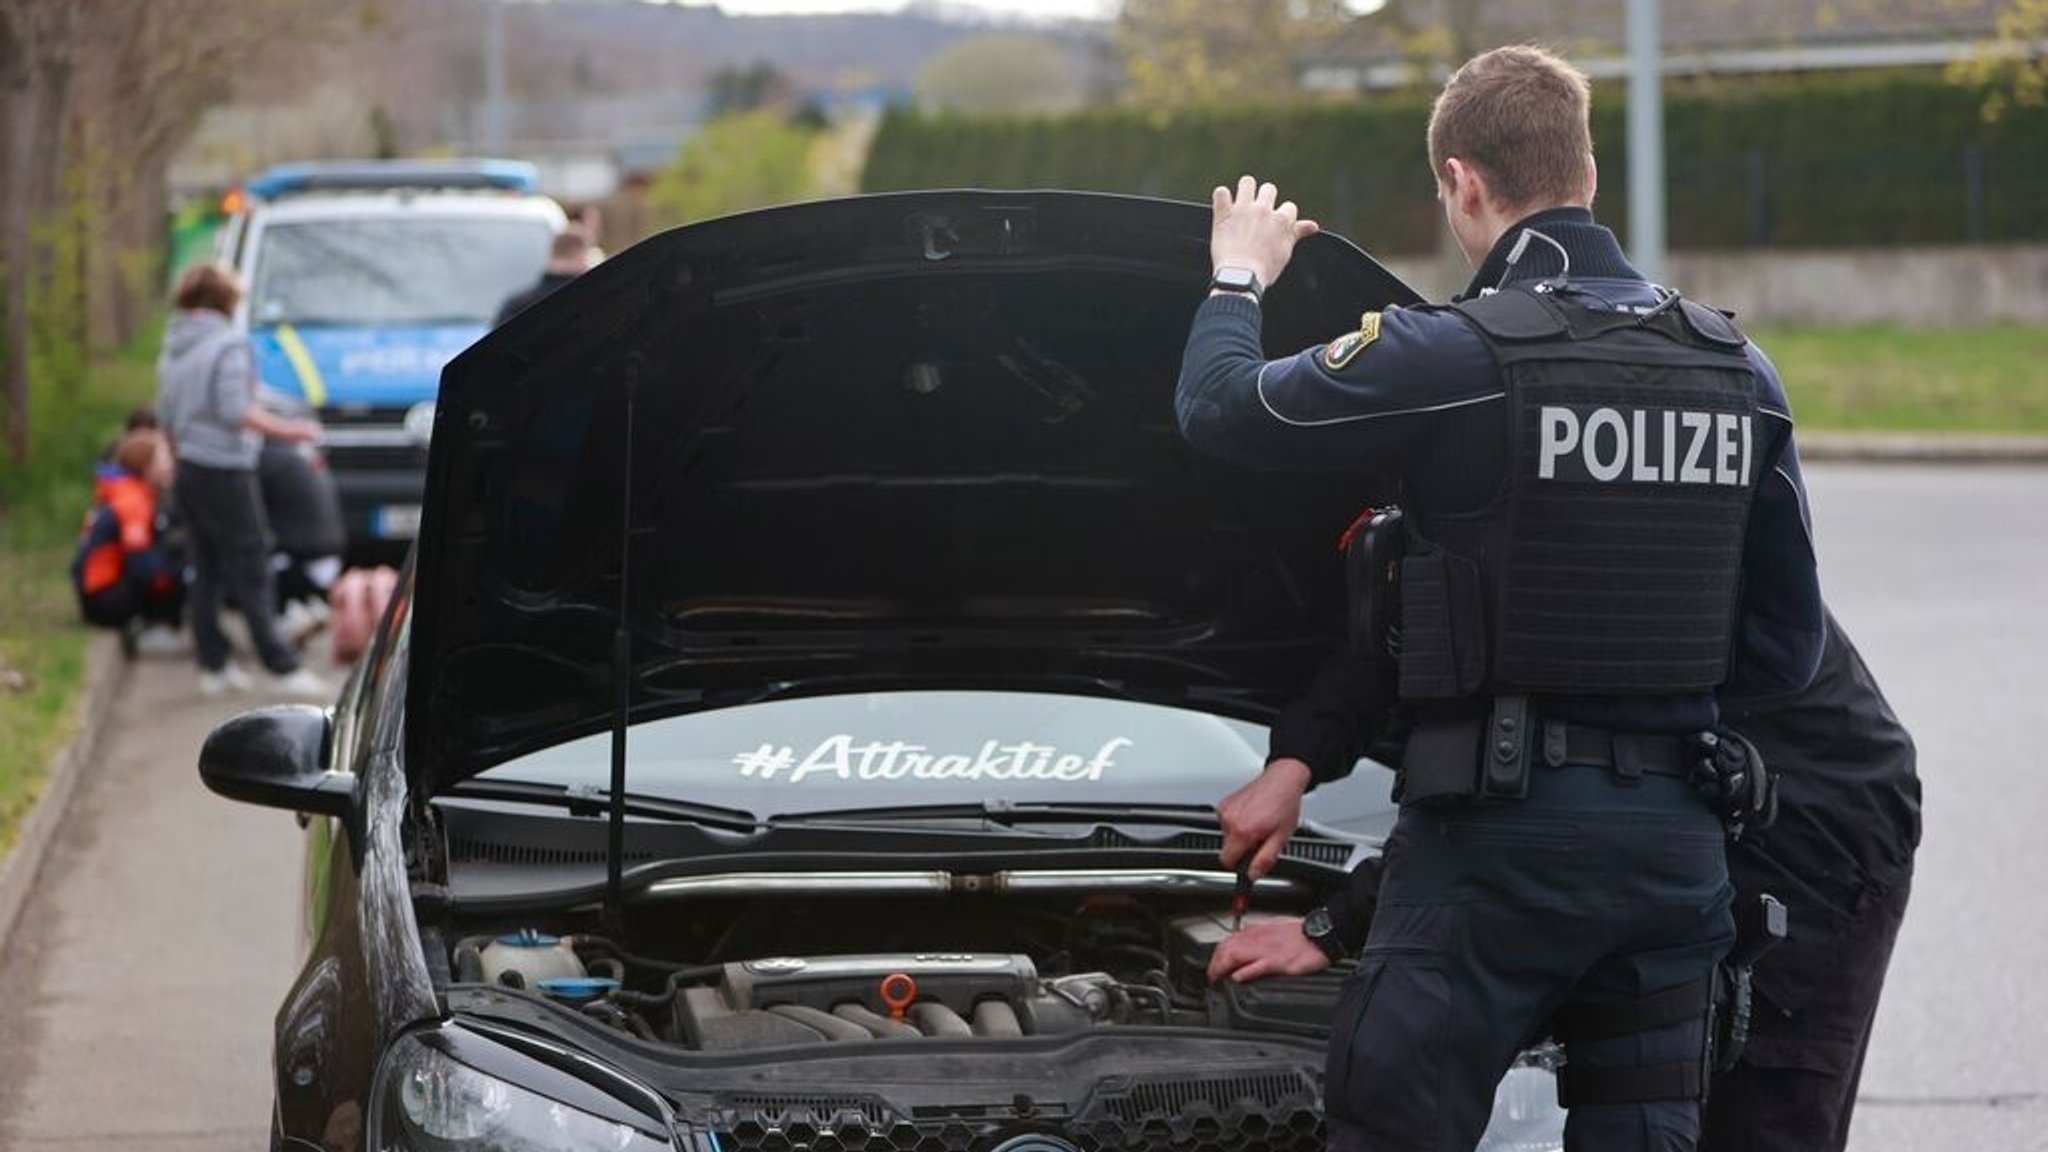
[479,930,586,986]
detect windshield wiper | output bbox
[439,779,761,833]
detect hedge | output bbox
[862,70,2048,255]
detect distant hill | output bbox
[221,0,1106,153]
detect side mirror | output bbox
[199,705,353,819]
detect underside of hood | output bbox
[408,191,1422,794]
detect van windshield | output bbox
[249,217,554,327]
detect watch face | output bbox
[1303,907,1333,938]
[1214,266,1258,292]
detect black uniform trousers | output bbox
[1699,859,1911,1152]
[1699,611,1918,1152]
[1326,763,1734,1152]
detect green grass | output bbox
[0,325,159,856]
[0,545,90,856]
[1754,325,2048,434]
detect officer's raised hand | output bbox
[1207,916,1330,985]
[1210,175,1319,290]
[1218,757,1313,879]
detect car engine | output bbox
[439,894,1561,1152]
[451,902,1342,1050]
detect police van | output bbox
[216,160,566,557]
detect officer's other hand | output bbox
[1207,917,1330,985]
[1218,758,1311,880]
[1210,174,1320,289]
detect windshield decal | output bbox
[734,736,1134,784]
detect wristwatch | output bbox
[1209,265,1265,301]
[1301,906,1349,963]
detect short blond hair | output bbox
[1427,46,1595,213]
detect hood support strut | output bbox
[603,365,638,936]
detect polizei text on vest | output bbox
[1538,406,1755,486]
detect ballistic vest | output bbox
[1397,286,1763,700]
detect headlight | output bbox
[373,1032,673,1152]
[1475,1063,1566,1152]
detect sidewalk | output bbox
[0,650,307,1152]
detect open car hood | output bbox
[409,191,1422,795]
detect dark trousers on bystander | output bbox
[174,460,300,676]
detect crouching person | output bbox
[72,428,185,654]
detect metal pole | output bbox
[483,0,508,153]
[1627,0,1666,283]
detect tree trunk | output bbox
[0,0,77,465]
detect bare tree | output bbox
[0,0,368,464]
[0,0,78,462]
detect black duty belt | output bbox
[1539,721,1693,780]
[1398,705,1702,807]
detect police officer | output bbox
[1176,46,1824,1152]
[1702,610,1918,1152]
[1212,615,1915,1152]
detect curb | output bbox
[0,633,129,954]
[1800,432,2048,464]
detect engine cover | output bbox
[724,953,1038,1015]
[675,954,1094,1050]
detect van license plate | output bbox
[375,504,422,539]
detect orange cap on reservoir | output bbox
[879,972,917,1020]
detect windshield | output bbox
[249,217,553,326]
[475,691,1399,835]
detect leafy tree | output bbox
[648,111,822,228]
[915,33,1087,116]
[707,61,799,116]
[1950,0,2048,120]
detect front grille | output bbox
[319,405,411,428]
[324,443,426,471]
[709,1071,1325,1152]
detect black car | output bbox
[200,192,1567,1152]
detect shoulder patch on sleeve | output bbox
[1322,311,1382,370]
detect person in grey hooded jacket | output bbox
[156,262,328,698]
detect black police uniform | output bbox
[1266,613,1915,1152]
[1701,610,1919,1152]
[1176,208,1825,1152]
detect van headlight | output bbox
[373,1032,672,1151]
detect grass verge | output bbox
[0,324,159,857]
[1755,324,2048,434]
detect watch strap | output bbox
[1210,266,1264,301]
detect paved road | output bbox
[0,463,2041,1152]
[1821,466,2048,1152]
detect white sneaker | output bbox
[133,625,186,657]
[266,667,333,700]
[277,601,319,646]
[199,663,254,697]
